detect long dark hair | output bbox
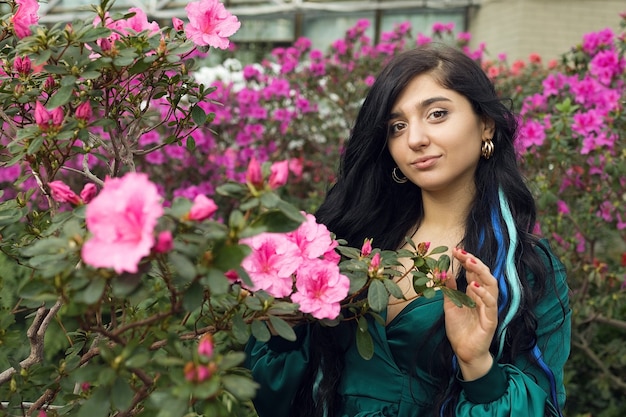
[295,43,560,417]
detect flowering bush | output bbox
[0,1,472,416]
[1,0,625,415]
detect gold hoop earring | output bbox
[392,167,408,184]
[481,138,495,159]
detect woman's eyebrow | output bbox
[388,96,453,120]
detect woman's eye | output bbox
[428,110,448,120]
[389,122,407,134]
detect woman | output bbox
[245,43,571,417]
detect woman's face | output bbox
[387,73,494,194]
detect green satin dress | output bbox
[245,244,571,417]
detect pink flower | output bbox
[38,411,47,417]
[11,0,39,39]
[197,334,214,358]
[184,0,241,49]
[49,180,81,205]
[286,213,334,261]
[557,200,570,215]
[288,158,303,177]
[245,157,263,188]
[240,233,301,297]
[35,102,64,132]
[172,17,184,31]
[268,160,289,189]
[75,101,93,122]
[154,231,173,253]
[82,173,163,274]
[369,253,381,273]
[80,183,97,203]
[13,56,32,75]
[125,8,160,34]
[188,194,218,221]
[361,238,372,257]
[292,259,350,320]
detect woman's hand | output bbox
[444,247,499,380]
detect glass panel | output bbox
[381,9,465,36]
[304,11,376,51]
[233,16,295,42]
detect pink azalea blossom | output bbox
[245,157,263,188]
[35,102,64,132]
[184,0,241,49]
[361,238,372,257]
[268,160,289,189]
[49,180,81,205]
[197,334,214,358]
[172,17,184,31]
[188,194,218,221]
[154,231,174,253]
[240,233,301,297]
[11,0,39,38]
[80,183,97,203]
[13,55,31,75]
[125,7,160,34]
[292,258,350,320]
[82,173,163,274]
[75,101,93,122]
[286,213,334,261]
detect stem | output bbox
[0,299,63,385]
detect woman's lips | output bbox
[411,155,440,169]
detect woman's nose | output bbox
[406,124,429,149]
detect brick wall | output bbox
[468,0,625,62]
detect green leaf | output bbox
[47,85,74,108]
[428,245,448,255]
[75,277,106,305]
[436,254,451,271]
[268,315,297,341]
[182,281,205,311]
[367,279,388,312]
[222,374,259,401]
[231,314,250,344]
[168,251,197,283]
[111,376,134,411]
[77,385,111,417]
[335,246,362,259]
[219,351,247,370]
[213,244,249,271]
[185,135,196,151]
[191,105,207,126]
[244,210,303,235]
[355,316,373,360]
[251,320,270,342]
[441,287,476,308]
[382,279,404,299]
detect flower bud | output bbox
[361,238,372,257]
[268,160,289,189]
[245,157,263,189]
[80,183,97,203]
[75,101,93,122]
[197,334,214,358]
[49,180,81,205]
[188,195,218,221]
[154,231,173,254]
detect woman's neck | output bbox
[419,185,474,235]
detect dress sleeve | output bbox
[244,325,311,417]
[455,241,572,416]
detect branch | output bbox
[572,336,626,393]
[593,315,626,331]
[0,299,63,385]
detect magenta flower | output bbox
[172,17,184,31]
[286,213,334,261]
[197,334,214,358]
[188,194,218,221]
[49,180,81,205]
[11,0,39,39]
[360,239,372,257]
[268,160,289,189]
[184,0,241,49]
[35,102,64,133]
[292,259,350,320]
[240,233,300,297]
[245,157,263,188]
[75,101,93,122]
[154,231,174,254]
[13,56,32,75]
[81,173,163,274]
[125,7,160,34]
[79,183,97,203]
